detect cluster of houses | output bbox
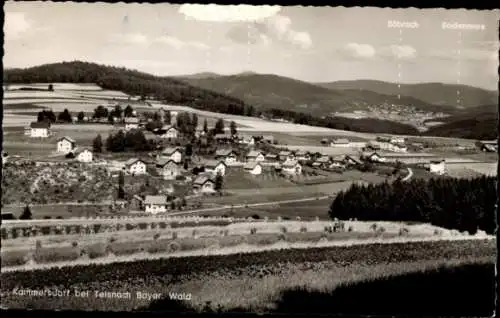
[56,136,93,163]
[362,151,446,175]
[321,136,408,153]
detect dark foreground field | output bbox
[0,239,495,315]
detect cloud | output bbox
[226,14,312,50]
[155,35,210,51]
[427,48,497,61]
[381,45,417,59]
[178,4,281,22]
[337,43,376,59]
[109,33,149,46]
[5,12,31,40]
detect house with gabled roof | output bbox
[193,175,216,193]
[215,133,233,143]
[204,160,227,176]
[144,195,168,214]
[265,153,278,162]
[282,160,302,175]
[295,150,311,162]
[246,150,266,162]
[30,121,50,138]
[239,134,256,145]
[124,158,147,175]
[156,158,180,180]
[279,150,295,162]
[159,147,183,163]
[244,161,263,175]
[262,135,275,144]
[73,148,93,163]
[57,136,76,153]
[215,149,238,164]
[429,159,446,175]
[330,138,350,147]
[124,117,140,131]
[362,152,385,163]
[159,125,179,139]
[312,155,331,168]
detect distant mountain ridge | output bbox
[179,73,462,115]
[316,80,498,109]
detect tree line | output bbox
[7,61,423,135]
[93,130,157,153]
[329,176,495,234]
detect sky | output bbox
[4,2,499,90]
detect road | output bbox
[402,168,413,181]
[1,195,332,227]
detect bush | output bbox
[250,227,257,235]
[72,241,78,247]
[348,226,354,232]
[35,240,42,249]
[153,233,161,240]
[192,229,198,237]
[172,231,178,239]
[109,236,117,243]
[251,214,260,220]
[399,227,410,236]
[300,226,308,233]
[280,226,288,233]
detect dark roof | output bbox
[58,136,76,143]
[193,175,214,185]
[125,158,145,166]
[204,160,226,168]
[247,150,265,157]
[244,162,262,170]
[144,195,168,205]
[156,158,178,167]
[30,121,50,129]
[215,149,235,157]
[161,147,182,155]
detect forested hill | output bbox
[4,61,254,116]
[2,61,421,135]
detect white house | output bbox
[246,150,266,162]
[29,122,50,138]
[193,175,216,193]
[159,147,183,163]
[125,158,147,175]
[363,152,386,163]
[295,150,311,162]
[74,148,93,163]
[390,136,406,144]
[429,160,446,175]
[160,125,179,139]
[124,117,140,131]
[244,162,263,175]
[279,150,295,162]
[215,149,238,164]
[239,135,256,145]
[312,156,331,168]
[144,195,168,214]
[282,160,302,175]
[57,136,76,153]
[204,160,227,176]
[156,158,180,180]
[330,138,350,147]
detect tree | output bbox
[214,118,225,134]
[185,144,193,157]
[164,110,171,125]
[183,160,189,170]
[37,110,56,123]
[214,173,223,192]
[203,118,208,133]
[20,205,32,220]
[112,105,123,118]
[93,105,108,119]
[48,84,54,91]
[191,113,199,129]
[124,105,134,117]
[118,171,125,200]
[108,113,115,124]
[230,121,237,136]
[77,111,85,122]
[93,134,103,153]
[57,108,72,123]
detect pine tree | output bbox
[203,119,208,133]
[214,119,225,134]
[77,111,85,122]
[118,171,125,200]
[214,173,223,192]
[20,205,32,220]
[93,134,103,153]
[230,121,237,136]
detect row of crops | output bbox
[1,239,495,291]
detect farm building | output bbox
[73,148,93,163]
[129,195,144,211]
[344,155,362,166]
[215,149,238,164]
[262,135,275,144]
[159,125,179,139]
[376,135,392,143]
[369,141,407,153]
[204,160,227,176]
[362,152,386,163]
[282,160,302,175]
[124,117,140,131]
[479,141,497,152]
[312,155,331,168]
[381,153,438,165]
[244,162,263,175]
[429,159,446,175]
[56,136,76,153]
[390,136,406,144]
[195,130,207,138]
[239,135,256,145]
[125,158,147,175]
[215,133,234,143]
[29,122,50,138]
[246,150,266,162]
[329,155,347,168]
[279,150,295,162]
[193,175,216,193]
[295,150,311,162]
[156,158,181,180]
[330,138,350,147]
[159,147,183,163]
[265,153,278,162]
[144,195,168,214]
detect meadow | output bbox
[0,239,494,314]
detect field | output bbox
[0,238,494,314]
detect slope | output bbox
[317,80,498,108]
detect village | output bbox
[2,103,497,219]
